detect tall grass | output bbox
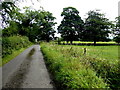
[41,42,116,89]
[41,42,119,89]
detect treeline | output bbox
[1,2,56,42]
[58,7,120,45]
[1,2,120,45]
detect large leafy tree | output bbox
[113,16,120,44]
[0,1,17,28]
[26,9,56,42]
[83,10,112,45]
[1,2,56,42]
[39,11,56,42]
[1,1,24,36]
[58,7,84,44]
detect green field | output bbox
[41,42,119,89]
[61,41,117,44]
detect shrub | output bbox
[2,36,31,58]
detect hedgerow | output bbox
[2,36,31,58]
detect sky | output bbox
[16,0,120,37]
[118,1,120,16]
[1,0,120,35]
[18,0,120,24]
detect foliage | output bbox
[58,7,84,44]
[113,36,120,44]
[113,16,120,44]
[17,7,56,42]
[2,36,31,58]
[0,1,21,28]
[1,2,56,42]
[36,10,56,42]
[2,21,20,36]
[1,47,29,66]
[56,37,63,44]
[80,10,112,45]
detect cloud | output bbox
[40,0,119,22]
[17,0,120,29]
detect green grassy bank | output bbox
[41,42,119,89]
[1,36,32,66]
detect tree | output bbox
[1,2,56,42]
[58,7,84,44]
[0,1,17,28]
[24,9,56,42]
[1,1,24,36]
[83,10,112,45]
[17,7,56,42]
[36,11,56,42]
[0,0,41,29]
[113,16,120,44]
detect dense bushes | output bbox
[41,42,110,89]
[2,36,31,58]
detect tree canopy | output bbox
[58,7,84,44]
[83,10,112,45]
[113,16,120,44]
[1,1,119,44]
[1,1,56,42]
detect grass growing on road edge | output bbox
[1,36,33,66]
[2,36,31,58]
[0,44,32,67]
[41,42,111,89]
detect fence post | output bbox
[84,48,86,55]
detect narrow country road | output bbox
[1,45,54,89]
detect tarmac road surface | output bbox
[1,45,54,89]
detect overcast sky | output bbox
[16,0,119,37]
[1,0,120,29]
[19,0,120,24]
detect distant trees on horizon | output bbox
[1,1,120,44]
[58,7,120,44]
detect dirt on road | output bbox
[2,45,55,89]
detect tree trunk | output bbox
[94,41,96,46]
[66,41,68,44]
[46,38,50,42]
[70,41,73,44]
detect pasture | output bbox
[41,42,119,89]
[60,41,117,45]
[62,41,117,44]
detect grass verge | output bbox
[0,44,32,67]
[41,42,113,89]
